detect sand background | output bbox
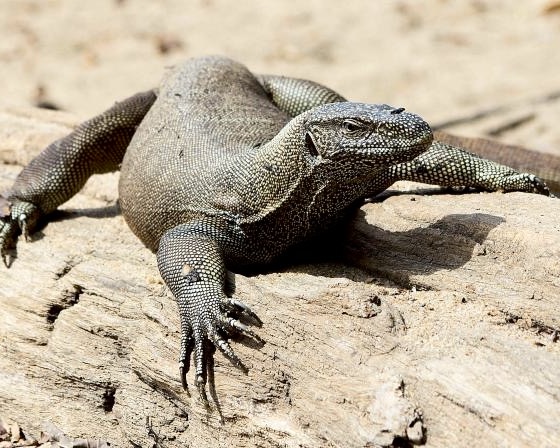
[1,0,560,156]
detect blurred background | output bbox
[1,0,559,154]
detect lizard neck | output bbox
[208,113,317,221]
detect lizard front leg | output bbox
[157,221,262,403]
[386,141,551,196]
[0,90,156,265]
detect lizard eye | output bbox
[342,119,363,135]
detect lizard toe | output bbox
[191,331,211,405]
[192,337,224,409]
[526,174,551,196]
[178,335,194,392]
[220,316,264,344]
[208,327,248,374]
[222,297,263,326]
[195,374,209,407]
[502,173,551,196]
[0,219,19,267]
[0,200,41,266]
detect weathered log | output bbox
[1,108,558,447]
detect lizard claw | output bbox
[223,297,263,326]
[0,198,40,266]
[19,213,31,241]
[220,316,265,344]
[177,295,260,405]
[178,336,194,392]
[208,329,249,374]
[1,245,11,268]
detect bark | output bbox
[1,108,559,448]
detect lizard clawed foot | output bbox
[501,173,551,196]
[222,297,263,327]
[0,220,17,267]
[177,296,262,405]
[0,198,40,266]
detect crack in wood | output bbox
[46,284,83,327]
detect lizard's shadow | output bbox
[50,203,121,221]
[241,208,505,287]
[44,202,503,289]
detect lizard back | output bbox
[119,56,291,251]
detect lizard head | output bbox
[302,102,433,169]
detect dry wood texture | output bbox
[1,109,559,447]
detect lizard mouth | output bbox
[335,140,431,166]
[370,141,431,164]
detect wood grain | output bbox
[1,108,558,447]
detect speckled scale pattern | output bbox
[378,141,548,196]
[8,90,156,215]
[257,74,346,117]
[118,57,293,251]
[0,90,156,262]
[0,56,551,398]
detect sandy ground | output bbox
[1,0,560,156]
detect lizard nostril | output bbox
[390,107,405,115]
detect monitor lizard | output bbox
[0,55,555,403]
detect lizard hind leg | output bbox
[257,74,346,117]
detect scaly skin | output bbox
[0,56,552,403]
[433,131,560,195]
